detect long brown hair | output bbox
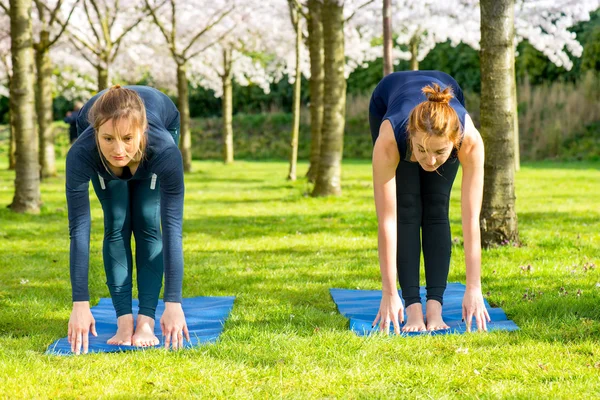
[406,83,462,150]
[88,85,148,169]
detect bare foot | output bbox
[107,314,134,345]
[402,303,426,332]
[426,300,450,331]
[132,315,159,347]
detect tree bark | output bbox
[383,0,393,76]
[9,118,16,170]
[97,64,108,91]
[287,8,301,181]
[10,0,41,213]
[8,73,16,170]
[221,48,234,165]
[176,63,192,172]
[35,32,56,178]
[312,0,345,197]
[479,0,519,246]
[513,68,520,171]
[306,0,324,183]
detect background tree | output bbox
[66,0,148,91]
[382,0,392,75]
[7,0,41,213]
[144,0,234,171]
[312,0,346,196]
[185,0,288,165]
[286,0,303,181]
[479,0,518,246]
[33,0,78,178]
[0,12,15,170]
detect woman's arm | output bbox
[457,114,490,331]
[65,146,97,354]
[152,145,190,349]
[372,120,404,334]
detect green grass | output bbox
[0,157,599,399]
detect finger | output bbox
[476,313,483,332]
[399,308,405,324]
[68,325,72,341]
[83,331,89,354]
[164,331,171,350]
[160,320,166,337]
[372,312,381,328]
[485,308,491,323]
[183,325,190,342]
[91,321,98,337]
[384,318,390,335]
[71,330,78,352]
[466,311,474,332]
[178,331,184,350]
[75,332,82,355]
[482,312,488,332]
[392,314,400,335]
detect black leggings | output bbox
[395,158,459,307]
[370,110,459,307]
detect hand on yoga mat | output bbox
[462,288,491,332]
[160,302,190,350]
[372,292,404,334]
[68,302,98,355]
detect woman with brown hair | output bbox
[369,71,490,334]
[66,85,188,354]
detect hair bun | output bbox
[111,84,122,90]
[422,83,454,104]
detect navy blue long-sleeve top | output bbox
[369,70,467,160]
[66,86,184,303]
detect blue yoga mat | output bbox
[46,296,235,355]
[330,283,519,336]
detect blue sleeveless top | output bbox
[369,70,467,161]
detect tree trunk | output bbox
[306,0,324,183]
[35,34,56,179]
[97,63,109,91]
[383,0,393,76]
[312,0,345,197]
[409,33,419,71]
[176,63,192,172]
[287,12,302,181]
[222,48,233,165]
[479,0,519,246]
[9,0,41,213]
[8,98,16,170]
[9,121,17,169]
[513,68,520,171]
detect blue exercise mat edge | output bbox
[46,296,235,355]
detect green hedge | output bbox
[190,112,372,160]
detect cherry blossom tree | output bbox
[63,0,149,91]
[143,0,236,171]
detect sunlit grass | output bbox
[0,157,599,398]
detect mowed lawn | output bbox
[0,157,599,399]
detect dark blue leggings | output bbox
[91,129,179,319]
[370,112,459,307]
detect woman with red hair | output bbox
[369,71,490,334]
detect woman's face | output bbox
[410,130,454,172]
[97,118,141,168]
